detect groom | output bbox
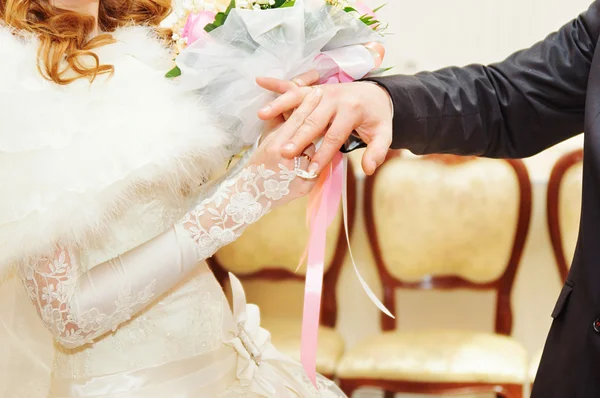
[258,1,600,396]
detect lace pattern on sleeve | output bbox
[20,249,157,348]
[181,164,296,258]
[18,164,296,348]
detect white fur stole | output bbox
[0,26,232,274]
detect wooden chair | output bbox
[546,148,583,282]
[208,162,357,379]
[529,148,583,384]
[337,153,532,398]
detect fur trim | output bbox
[0,26,232,274]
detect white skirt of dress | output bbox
[48,274,347,398]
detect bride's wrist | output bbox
[237,163,297,210]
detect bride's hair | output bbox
[0,0,171,84]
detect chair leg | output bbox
[383,392,395,398]
[498,384,523,398]
[338,379,359,397]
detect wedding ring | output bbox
[294,156,318,180]
[300,152,312,163]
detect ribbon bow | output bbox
[224,273,295,396]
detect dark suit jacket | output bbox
[367,2,600,396]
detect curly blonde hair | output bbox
[0,0,171,84]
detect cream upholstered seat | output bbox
[338,154,532,398]
[213,195,342,277]
[209,163,356,377]
[263,318,345,376]
[337,330,527,384]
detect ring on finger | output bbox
[300,152,312,163]
[294,156,318,180]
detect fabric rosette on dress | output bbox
[219,273,343,397]
[223,274,297,395]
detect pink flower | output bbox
[181,11,216,46]
[355,1,376,18]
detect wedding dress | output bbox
[0,24,346,398]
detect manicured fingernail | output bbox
[314,88,323,96]
[283,143,296,152]
[370,160,377,171]
[260,105,271,114]
[293,78,305,86]
[309,163,319,174]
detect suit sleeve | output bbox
[367,1,600,158]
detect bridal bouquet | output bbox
[165,0,393,386]
[167,0,388,149]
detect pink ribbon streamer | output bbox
[301,152,343,386]
[299,42,394,389]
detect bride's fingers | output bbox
[259,115,285,143]
[299,143,317,165]
[295,143,317,183]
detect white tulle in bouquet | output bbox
[165,0,389,152]
[163,0,393,386]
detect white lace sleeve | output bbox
[18,164,296,349]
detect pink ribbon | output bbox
[301,152,343,386]
[299,41,394,389]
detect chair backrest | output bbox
[364,152,532,334]
[547,149,583,282]
[208,161,357,327]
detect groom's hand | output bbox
[256,71,393,175]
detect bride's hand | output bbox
[248,87,323,207]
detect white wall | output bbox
[363,0,593,73]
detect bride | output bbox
[0,0,347,395]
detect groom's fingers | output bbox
[284,71,319,120]
[281,100,335,159]
[274,88,323,144]
[256,77,294,94]
[256,70,319,94]
[292,70,320,87]
[259,87,313,120]
[362,128,392,175]
[257,71,320,120]
[256,75,298,120]
[310,111,358,172]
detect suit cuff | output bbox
[362,80,395,117]
[362,75,424,150]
